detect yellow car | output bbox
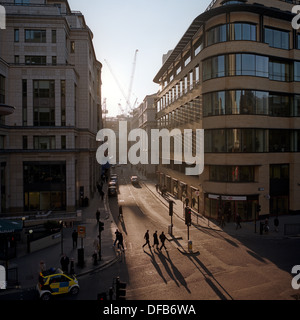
[37,268,79,300]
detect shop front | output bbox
[205,194,259,222]
[0,219,23,260]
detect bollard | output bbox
[188,240,193,252]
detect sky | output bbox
[68,0,212,117]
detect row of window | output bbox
[203,90,300,117]
[209,165,255,183]
[14,29,76,53]
[157,66,200,112]
[203,53,300,82]
[22,80,66,127]
[157,97,201,128]
[209,163,289,183]
[15,56,59,66]
[207,23,257,46]
[207,23,292,50]
[205,129,300,153]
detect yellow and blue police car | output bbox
[37,268,79,300]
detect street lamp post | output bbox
[60,220,64,254]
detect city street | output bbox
[69,167,300,300]
[1,166,299,301]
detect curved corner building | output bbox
[154,0,300,221]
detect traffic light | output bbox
[97,292,107,300]
[257,205,261,213]
[185,207,192,226]
[99,221,104,233]
[169,200,173,217]
[116,277,126,300]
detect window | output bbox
[23,136,28,150]
[203,54,268,81]
[269,59,291,82]
[210,166,255,183]
[33,136,56,150]
[61,80,66,126]
[205,129,268,153]
[25,30,46,43]
[207,24,227,46]
[70,41,75,53]
[194,38,203,56]
[22,79,27,126]
[231,23,256,41]
[25,56,46,65]
[294,61,300,81]
[269,94,291,117]
[0,75,5,104]
[269,130,291,152]
[33,80,55,126]
[52,30,56,43]
[14,29,19,42]
[15,0,30,4]
[0,136,4,150]
[264,27,289,50]
[61,136,66,150]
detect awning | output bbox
[0,220,23,234]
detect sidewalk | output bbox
[1,187,119,292]
[136,171,300,241]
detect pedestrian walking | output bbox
[264,218,270,233]
[159,232,167,251]
[236,214,242,230]
[152,231,159,249]
[100,190,105,201]
[221,214,226,228]
[142,230,151,250]
[96,208,100,224]
[118,232,124,251]
[60,253,69,274]
[113,229,120,246]
[72,229,78,248]
[39,260,46,273]
[92,251,98,265]
[185,197,189,207]
[119,205,123,220]
[70,258,75,275]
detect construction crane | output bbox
[104,49,138,115]
[126,49,138,111]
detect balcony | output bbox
[0,103,15,116]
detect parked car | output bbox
[37,268,79,300]
[131,176,139,185]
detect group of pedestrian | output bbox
[142,230,167,251]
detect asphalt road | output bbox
[79,167,300,301]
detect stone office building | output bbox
[0,0,102,214]
[154,0,300,221]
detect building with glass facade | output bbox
[154,0,300,221]
[0,0,102,214]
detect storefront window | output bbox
[23,162,66,211]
